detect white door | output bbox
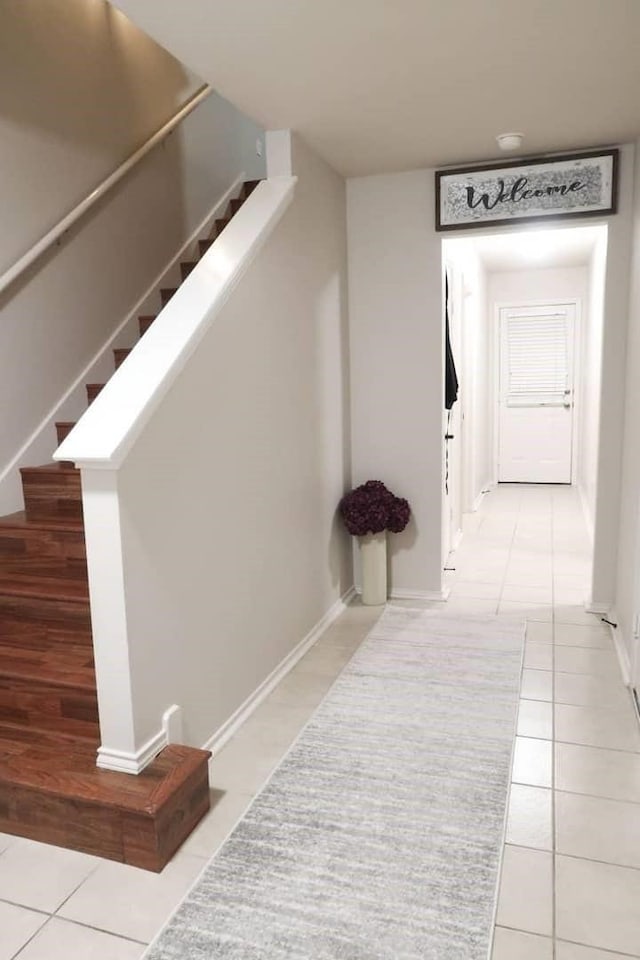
[498,304,576,483]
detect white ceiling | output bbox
[113,0,640,177]
[449,225,605,272]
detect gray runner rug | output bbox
[145,605,524,960]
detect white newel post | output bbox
[79,469,144,773]
[359,531,387,605]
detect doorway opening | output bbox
[441,223,608,569]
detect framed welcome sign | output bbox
[435,149,618,231]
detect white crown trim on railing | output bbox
[0,84,212,296]
[53,176,297,470]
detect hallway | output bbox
[453,483,640,958]
[0,486,638,957]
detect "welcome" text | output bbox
[466,176,586,211]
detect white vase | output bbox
[359,531,387,605]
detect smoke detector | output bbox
[496,132,524,151]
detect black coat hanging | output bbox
[444,273,459,410]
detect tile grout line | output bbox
[48,913,149,946]
[0,896,51,917]
[517,735,640,756]
[496,924,639,959]
[52,860,102,917]
[511,783,640,806]
[9,914,50,960]
[9,912,148,960]
[495,492,519,615]
[504,838,640,875]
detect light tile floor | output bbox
[0,483,638,958]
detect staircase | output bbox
[0,179,260,870]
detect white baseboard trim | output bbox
[613,627,632,687]
[162,704,184,744]
[96,727,167,775]
[451,529,463,552]
[388,586,451,602]
[584,600,610,615]
[0,174,246,513]
[584,602,633,688]
[471,487,490,513]
[201,586,357,757]
[604,607,632,686]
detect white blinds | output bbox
[505,314,570,406]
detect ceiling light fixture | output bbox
[496,132,524,151]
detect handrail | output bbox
[0,84,212,296]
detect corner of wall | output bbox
[266,130,293,178]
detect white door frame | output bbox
[629,489,640,699]
[492,298,582,484]
[442,261,464,564]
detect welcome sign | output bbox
[436,149,618,231]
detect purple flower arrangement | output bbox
[339,480,411,537]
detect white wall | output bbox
[487,267,589,313]
[98,135,351,751]
[347,171,444,598]
[580,236,607,538]
[0,89,266,514]
[590,143,635,609]
[614,137,640,675]
[0,0,203,276]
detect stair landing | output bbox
[0,726,210,871]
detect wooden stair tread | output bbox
[0,572,88,603]
[180,261,197,281]
[0,723,98,754]
[20,462,82,522]
[0,639,94,689]
[138,314,155,336]
[0,511,84,533]
[0,732,210,817]
[113,348,132,369]
[160,288,177,306]
[20,463,78,476]
[86,382,105,401]
[0,618,92,645]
